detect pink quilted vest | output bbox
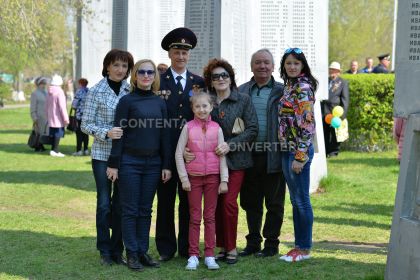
[186,117,220,176]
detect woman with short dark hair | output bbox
[81,48,134,266]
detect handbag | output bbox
[67,108,78,132]
[232,117,245,135]
[335,118,349,142]
[39,122,53,145]
[27,126,40,148]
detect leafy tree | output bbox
[329,0,395,71]
[0,0,91,90]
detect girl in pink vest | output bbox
[175,91,229,270]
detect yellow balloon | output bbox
[332,106,344,117]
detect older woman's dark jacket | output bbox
[210,89,258,170]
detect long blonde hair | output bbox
[130,59,160,92]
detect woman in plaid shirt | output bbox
[81,49,134,266]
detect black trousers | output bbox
[240,152,286,249]
[76,120,89,151]
[155,172,190,257]
[323,118,340,155]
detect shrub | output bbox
[340,74,394,151]
[0,83,13,101]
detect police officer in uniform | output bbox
[155,27,205,261]
[372,53,391,73]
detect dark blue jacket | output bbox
[159,67,205,169]
[239,77,284,174]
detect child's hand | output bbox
[182,181,191,192]
[218,182,228,194]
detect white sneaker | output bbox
[83,149,90,156]
[51,151,65,157]
[72,151,83,156]
[204,257,219,270]
[185,256,199,270]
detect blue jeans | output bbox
[118,154,161,256]
[91,159,123,257]
[280,145,314,250]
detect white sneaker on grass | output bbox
[50,151,65,157]
[72,151,83,156]
[204,257,219,270]
[185,256,199,270]
[83,149,90,156]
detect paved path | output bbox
[0,103,30,109]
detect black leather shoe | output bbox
[100,255,113,266]
[127,256,144,271]
[111,254,127,265]
[139,253,160,268]
[239,246,261,257]
[255,247,279,258]
[158,254,174,262]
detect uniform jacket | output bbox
[322,76,349,119]
[239,77,284,173]
[46,85,69,128]
[372,64,389,74]
[30,88,49,135]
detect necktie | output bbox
[176,76,183,93]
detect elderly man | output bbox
[322,61,349,157]
[155,27,205,262]
[372,53,391,73]
[238,48,286,258]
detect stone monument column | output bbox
[386,1,420,279]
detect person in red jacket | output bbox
[175,91,229,270]
[393,117,407,162]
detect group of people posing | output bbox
[80,27,318,272]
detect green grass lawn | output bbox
[0,108,398,279]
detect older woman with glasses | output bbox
[106,59,171,272]
[185,58,258,264]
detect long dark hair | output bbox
[279,50,318,92]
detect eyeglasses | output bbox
[284,48,303,54]
[137,69,155,76]
[211,72,230,81]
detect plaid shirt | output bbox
[81,78,130,161]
